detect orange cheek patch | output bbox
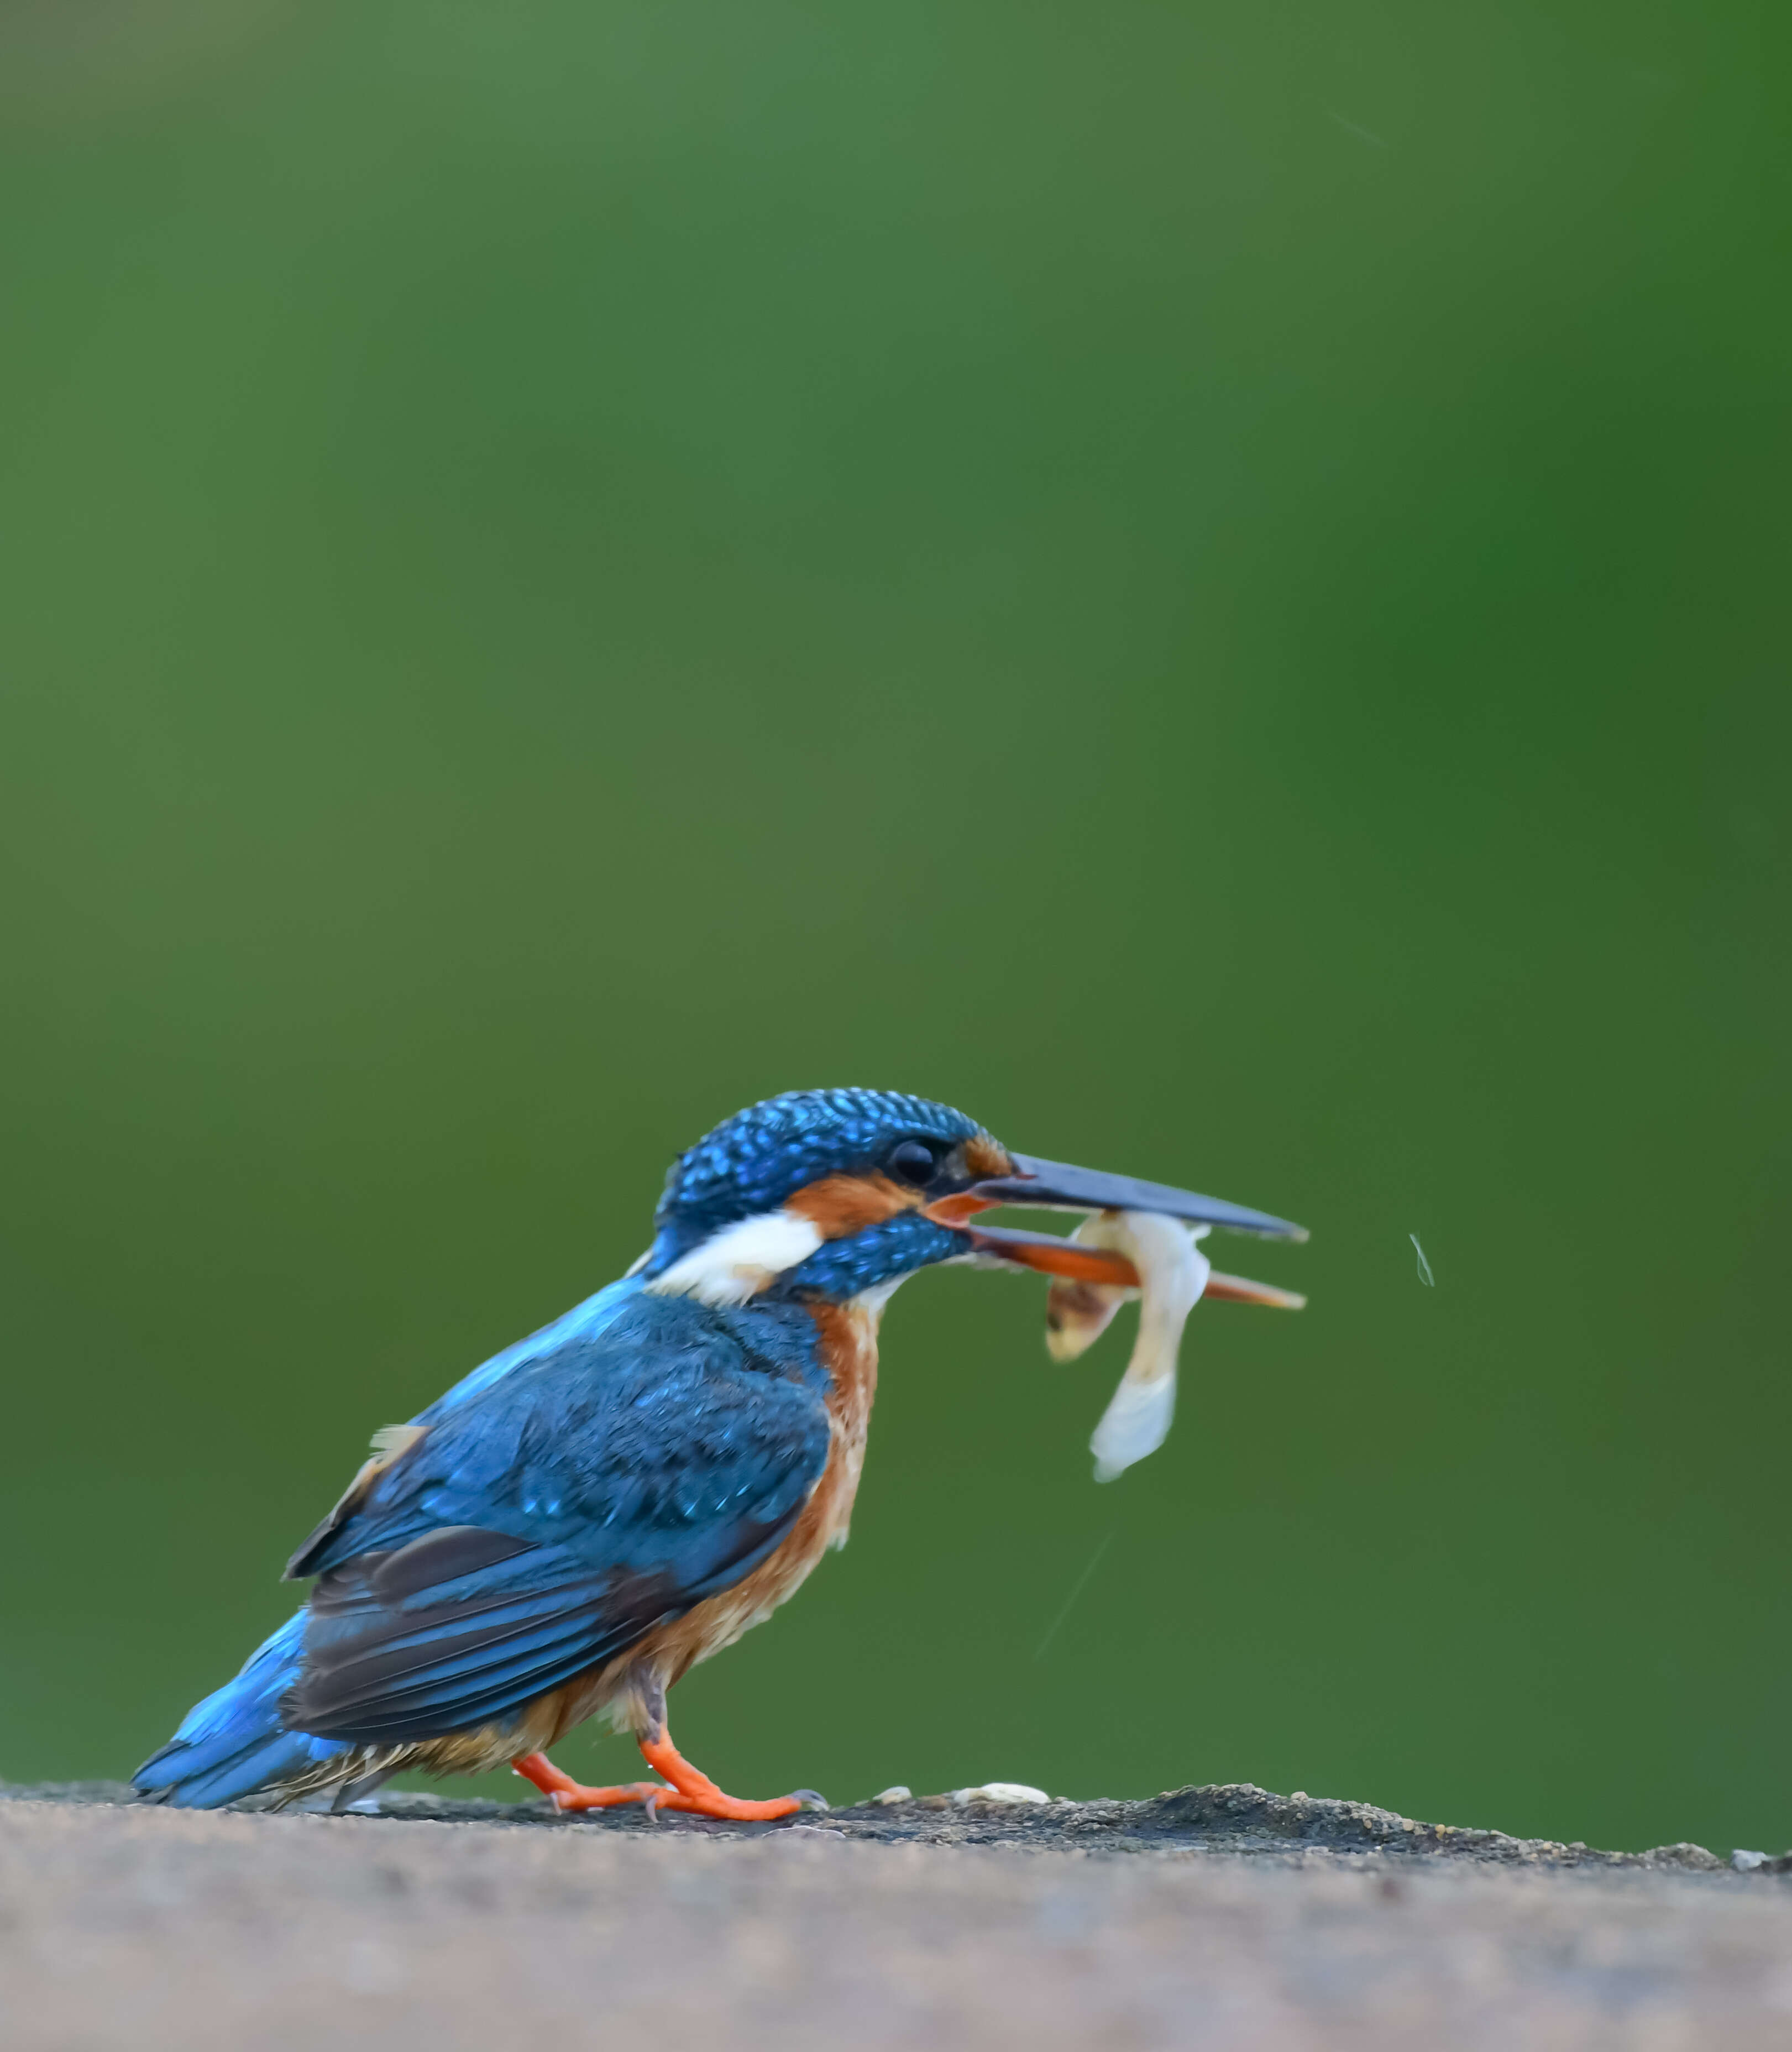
[785,1173,919,1239]
[964,1134,1016,1180]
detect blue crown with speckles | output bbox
[653,1088,980,1255]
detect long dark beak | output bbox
[927,1153,1307,1308]
[965,1154,1305,1239]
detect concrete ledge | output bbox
[6,1781,1790,2049]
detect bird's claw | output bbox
[515,1748,816,1823]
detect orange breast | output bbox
[632,1296,882,1688]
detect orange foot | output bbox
[512,1736,823,1823]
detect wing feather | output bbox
[279,1291,831,1745]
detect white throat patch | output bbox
[644,1208,824,1307]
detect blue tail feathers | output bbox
[132,1613,349,1809]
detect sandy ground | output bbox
[3,1784,1790,2050]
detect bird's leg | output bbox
[510,1752,665,1809]
[512,1672,821,1822]
[631,1673,820,1820]
[630,1730,809,1821]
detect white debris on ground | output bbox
[1044,1210,1210,1482]
[950,1784,1051,1806]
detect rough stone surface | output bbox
[4,1782,1790,2048]
[0,1774,1742,1867]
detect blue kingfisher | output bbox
[135,1088,1304,1819]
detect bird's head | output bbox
[637,1087,1304,1311]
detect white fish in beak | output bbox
[1044,1210,1211,1482]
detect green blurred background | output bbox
[1,0,1785,1855]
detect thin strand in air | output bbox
[1325,108,1391,149]
[1410,1234,1435,1287]
[1034,1533,1115,1661]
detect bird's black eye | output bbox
[886,1139,941,1187]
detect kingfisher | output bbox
[135,1089,1304,1820]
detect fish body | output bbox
[1046,1211,1211,1482]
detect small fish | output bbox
[1045,1210,1211,1482]
[1410,1234,1435,1287]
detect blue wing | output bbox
[135,1284,833,1798]
[279,1287,832,1745]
